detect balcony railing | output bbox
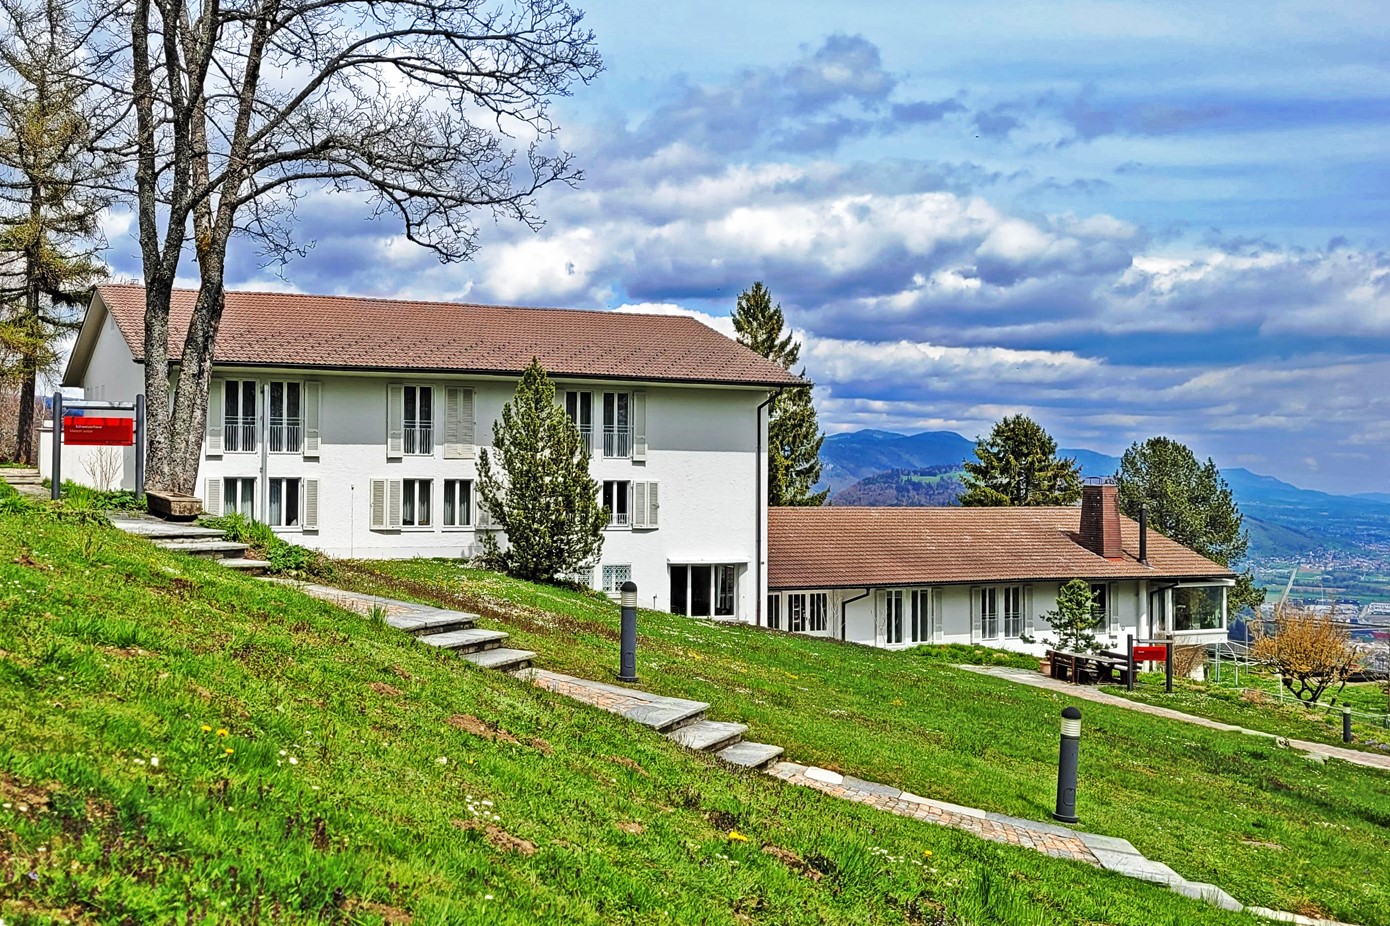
[576,423,593,454]
[224,416,257,453]
[610,510,629,527]
[269,420,302,453]
[603,425,633,458]
[403,424,433,455]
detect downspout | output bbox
[754,389,781,627]
[841,588,871,642]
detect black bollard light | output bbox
[1053,706,1082,824]
[1343,707,1353,744]
[617,580,638,682]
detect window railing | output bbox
[1003,611,1024,638]
[403,425,433,455]
[269,420,302,453]
[603,425,632,458]
[576,424,594,454]
[611,510,629,527]
[224,416,257,453]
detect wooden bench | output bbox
[1046,649,1134,686]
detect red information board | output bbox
[63,416,134,446]
[1132,645,1169,662]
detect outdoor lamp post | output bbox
[1054,706,1082,824]
[618,580,638,682]
[1343,707,1353,744]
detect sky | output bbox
[97,1,1390,495]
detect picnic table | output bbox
[1045,649,1134,686]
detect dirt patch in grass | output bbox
[605,755,647,776]
[370,682,403,697]
[447,713,519,744]
[347,901,413,925]
[0,772,56,814]
[528,736,553,755]
[763,844,823,881]
[451,819,537,856]
[616,821,644,834]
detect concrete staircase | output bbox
[109,515,271,575]
[1,467,45,498]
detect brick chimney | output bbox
[1079,480,1124,560]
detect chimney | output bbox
[1079,479,1124,560]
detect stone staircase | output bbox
[1,467,45,498]
[109,515,271,575]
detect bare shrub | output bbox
[1251,604,1360,704]
[82,446,122,491]
[1173,644,1208,679]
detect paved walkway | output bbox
[960,665,1390,772]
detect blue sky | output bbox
[100,1,1390,494]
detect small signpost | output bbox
[50,392,146,502]
[1125,634,1175,693]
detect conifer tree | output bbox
[733,281,827,506]
[475,359,607,584]
[959,414,1082,507]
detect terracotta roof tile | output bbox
[769,506,1234,589]
[96,284,803,388]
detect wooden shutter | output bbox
[933,588,944,641]
[205,382,224,457]
[1025,586,1035,636]
[646,482,658,526]
[632,391,647,461]
[444,386,475,459]
[369,479,387,530]
[303,382,321,458]
[302,479,319,530]
[388,479,403,529]
[970,588,982,643]
[386,384,404,459]
[204,478,222,516]
[1108,583,1120,635]
[631,482,647,528]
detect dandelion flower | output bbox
[728,830,749,842]
[922,850,933,858]
[201,724,212,732]
[224,748,234,756]
[216,728,229,737]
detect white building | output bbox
[768,483,1236,654]
[61,284,802,618]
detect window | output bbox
[403,385,433,455]
[808,593,827,633]
[1002,586,1025,638]
[910,590,929,643]
[1173,586,1225,631]
[224,380,257,452]
[767,595,781,630]
[566,391,594,453]
[670,564,740,618]
[602,480,630,526]
[442,479,472,527]
[885,590,905,644]
[267,381,302,453]
[979,587,999,640]
[401,479,431,527]
[602,564,632,594]
[222,477,255,517]
[603,391,630,457]
[787,593,807,633]
[268,478,300,527]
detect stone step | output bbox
[716,741,785,770]
[418,627,509,655]
[393,613,479,636]
[666,719,748,753]
[111,517,227,540]
[221,557,271,576]
[460,647,536,672]
[154,539,250,559]
[3,474,42,485]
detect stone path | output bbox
[1,466,47,500]
[960,664,1390,772]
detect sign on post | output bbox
[62,416,135,446]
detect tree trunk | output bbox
[166,276,224,495]
[142,281,174,492]
[16,359,37,466]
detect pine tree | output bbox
[1042,579,1103,654]
[0,0,116,464]
[733,281,827,506]
[959,415,1082,507]
[475,359,608,584]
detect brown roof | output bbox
[91,284,803,387]
[769,506,1235,589]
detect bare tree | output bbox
[0,0,119,464]
[117,0,600,494]
[1252,604,1361,704]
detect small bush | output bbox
[199,513,332,579]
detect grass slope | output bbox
[337,559,1390,926]
[0,507,1259,925]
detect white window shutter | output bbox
[1025,586,1036,636]
[205,383,224,457]
[632,482,647,528]
[303,382,321,458]
[933,588,944,641]
[386,384,404,459]
[302,479,319,530]
[205,478,222,516]
[632,391,647,461]
[444,387,475,459]
[1108,583,1120,635]
[971,588,982,643]
[646,481,659,527]
[388,479,403,529]
[369,479,387,530]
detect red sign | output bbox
[63,416,134,446]
[1132,645,1169,662]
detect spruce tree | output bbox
[475,359,607,585]
[959,414,1082,507]
[733,281,827,506]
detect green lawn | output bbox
[335,558,1390,926]
[0,503,1265,925]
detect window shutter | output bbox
[444,387,475,459]
[205,478,222,516]
[970,588,982,643]
[632,482,647,528]
[632,391,647,461]
[303,382,321,458]
[933,588,944,641]
[1025,586,1036,636]
[646,481,659,527]
[302,479,319,530]
[370,479,387,530]
[1108,583,1120,635]
[205,383,224,457]
[388,479,403,529]
[386,384,404,459]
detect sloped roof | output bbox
[85,284,803,388]
[768,506,1234,589]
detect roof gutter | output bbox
[754,389,781,627]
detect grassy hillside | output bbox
[337,559,1390,926]
[0,504,1261,925]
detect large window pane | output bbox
[690,565,712,617]
[715,565,735,616]
[1174,586,1224,631]
[670,566,688,616]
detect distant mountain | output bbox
[818,429,1390,561]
